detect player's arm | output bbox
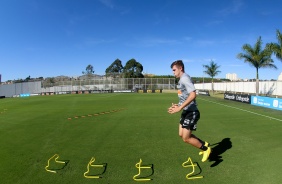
[178,90,196,110]
[168,103,179,113]
[168,91,196,114]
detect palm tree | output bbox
[266,29,282,61]
[237,36,277,96]
[203,60,221,93]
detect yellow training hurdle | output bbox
[44,154,204,181]
[133,158,152,181]
[45,154,67,173]
[182,157,203,180]
[84,157,105,179]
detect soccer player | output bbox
[168,60,211,162]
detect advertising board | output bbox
[224,93,251,104]
[251,96,282,111]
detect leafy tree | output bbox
[49,77,55,83]
[203,60,221,93]
[237,36,277,95]
[123,59,144,78]
[25,75,31,81]
[43,77,56,87]
[105,59,124,78]
[82,64,94,79]
[266,29,282,62]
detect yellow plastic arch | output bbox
[45,154,67,173]
[182,157,203,180]
[133,158,152,181]
[84,157,104,179]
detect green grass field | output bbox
[1,93,282,184]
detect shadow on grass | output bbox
[190,162,203,178]
[94,163,108,178]
[135,164,154,181]
[147,164,154,178]
[100,163,108,175]
[86,163,108,178]
[49,160,70,172]
[209,138,232,167]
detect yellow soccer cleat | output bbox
[201,147,211,162]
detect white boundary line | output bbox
[199,98,282,122]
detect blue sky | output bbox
[1,0,282,82]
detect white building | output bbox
[226,73,238,81]
[278,72,282,81]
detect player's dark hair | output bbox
[171,60,185,72]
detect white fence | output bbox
[195,81,282,96]
[0,81,42,97]
[0,78,176,97]
[2,80,281,97]
[41,78,176,93]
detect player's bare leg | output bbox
[179,124,211,162]
[179,124,202,148]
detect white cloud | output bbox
[217,0,244,16]
[206,20,223,26]
[183,59,194,63]
[223,64,244,67]
[73,38,116,49]
[130,37,182,47]
[84,38,115,45]
[99,0,115,9]
[98,0,131,15]
[195,40,215,47]
[183,37,192,41]
[203,58,217,62]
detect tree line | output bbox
[83,58,145,79]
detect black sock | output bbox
[197,138,205,145]
[200,144,207,151]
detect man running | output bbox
[168,60,211,162]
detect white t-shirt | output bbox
[177,73,198,111]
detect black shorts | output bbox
[180,110,200,131]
